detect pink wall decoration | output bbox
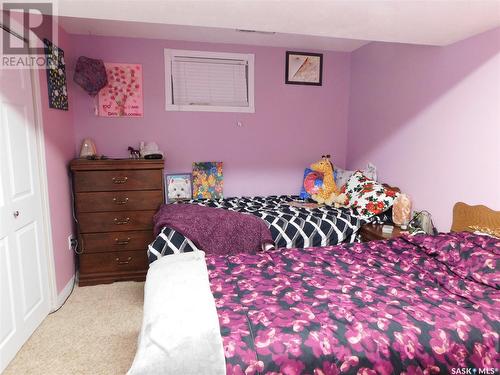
[98,63,143,117]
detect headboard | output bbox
[451,202,500,235]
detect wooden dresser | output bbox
[70,159,164,286]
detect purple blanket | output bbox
[153,203,273,256]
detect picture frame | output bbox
[164,173,193,203]
[285,51,323,86]
[192,162,223,200]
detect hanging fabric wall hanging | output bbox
[73,56,108,115]
[43,39,68,110]
[73,56,108,96]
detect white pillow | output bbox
[334,163,377,188]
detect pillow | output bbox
[299,168,324,199]
[344,171,398,220]
[334,163,377,188]
[404,232,499,288]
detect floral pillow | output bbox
[343,171,398,220]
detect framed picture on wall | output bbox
[165,173,192,203]
[285,51,323,86]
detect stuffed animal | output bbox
[310,155,348,207]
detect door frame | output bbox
[31,66,60,311]
[1,22,60,311]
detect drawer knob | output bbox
[114,217,130,225]
[112,176,128,184]
[113,197,129,205]
[115,256,132,265]
[114,237,131,245]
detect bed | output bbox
[129,203,500,374]
[147,195,392,263]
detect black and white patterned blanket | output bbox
[148,195,364,263]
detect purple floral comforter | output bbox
[206,232,499,374]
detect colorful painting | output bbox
[43,39,68,110]
[192,162,223,199]
[285,51,323,86]
[165,173,192,203]
[98,63,143,117]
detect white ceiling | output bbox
[56,0,500,52]
[59,17,369,51]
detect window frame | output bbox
[164,49,255,113]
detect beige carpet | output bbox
[4,281,145,375]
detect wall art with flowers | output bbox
[192,162,223,200]
[98,63,143,117]
[43,39,68,110]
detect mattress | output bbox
[148,195,364,262]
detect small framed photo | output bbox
[285,51,323,86]
[165,173,192,203]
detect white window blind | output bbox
[165,50,255,113]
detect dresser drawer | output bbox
[76,191,163,213]
[73,169,162,192]
[78,210,155,233]
[79,250,148,274]
[80,231,153,253]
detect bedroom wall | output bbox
[38,21,78,293]
[346,27,500,230]
[70,35,351,197]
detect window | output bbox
[165,49,255,113]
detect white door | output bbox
[0,37,52,372]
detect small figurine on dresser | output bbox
[128,146,141,159]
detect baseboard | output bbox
[52,274,75,312]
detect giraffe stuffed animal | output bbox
[310,155,348,207]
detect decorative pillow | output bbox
[299,168,324,199]
[334,163,377,188]
[344,171,398,220]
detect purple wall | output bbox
[71,36,352,197]
[347,27,500,230]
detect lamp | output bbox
[393,193,412,229]
[79,138,97,158]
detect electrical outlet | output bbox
[67,234,77,251]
